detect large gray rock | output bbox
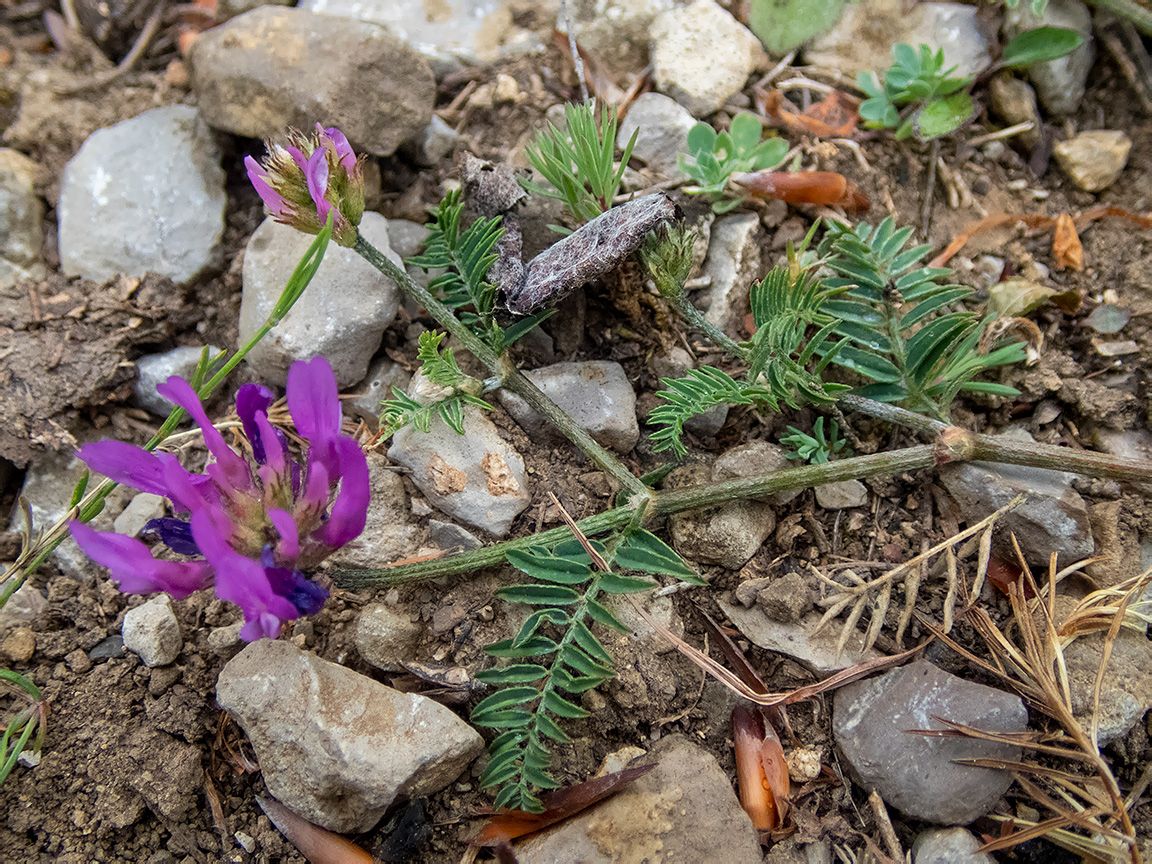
[0,148,44,289]
[298,0,548,73]
[1003,0,1094,116]
[328,452,420,568]
[806,0,992,82]
[497,361,639,453]
[650,0,765,117]
[189,7,435,156]
[515,736,761,864]
[913,827,994,864]
[58,106,226,284]
[216,639,483,833]
[240,212,401,387]
[833,659,1026,824]
[134,345,224,416]
[938,428,1093,567]
[616,93,698,180]
[388,400,531,538]
[703,213,763,337]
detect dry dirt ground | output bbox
[0,14,1150,864]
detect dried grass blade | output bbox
[257,796,374,864]
[834,594,868,660]
[862,581,891,655]
[894,543,924,647]
[942,545,957,635]
[549,492,610,572]
[971,523,993,600]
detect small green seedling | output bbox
[680,113,788,213]
[859,28,1084,142]
[781,416,850,464]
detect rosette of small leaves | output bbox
[857,44,975,141]
[781,417,850,464]
[522,101,637,228]
[649,267,849,458]
[379,331,492,437]
[680,113,788,213]
[474,527,703,812]
[817,218,1026,419]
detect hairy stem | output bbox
[335,443,938,586]
[354,231,648,498]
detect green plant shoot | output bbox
[680,113,788,213]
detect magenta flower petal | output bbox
[287,357,342,443]
[77,441,171,499]
[157,376,252,492]
[254,412,287,474]
[159,453,218,513]
[190,509,297,640]
[305,147,331,223]
[267,508,300,562]
[70,522,211,599]
[319,125,356,173]
[316,437,370,547]
[245,156,291,217]
[235,383,274,463]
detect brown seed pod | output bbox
[504,193,678,315]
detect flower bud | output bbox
[245,124,365,247]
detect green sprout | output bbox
[781,416,850,464]
[680,113,788,213]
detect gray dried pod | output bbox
[504,194,678,315]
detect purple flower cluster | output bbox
[70,358,369,640]
[245,124,365,247]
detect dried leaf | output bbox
[471,764,655,846]
[732,170,869,213]
[1084,304,1130,334]
[1052,213,1083,271]
[755,88,859,138]
[257,796,374,864]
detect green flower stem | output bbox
[353,231,648,499]
[335,443,938,586]
[0,224,336,609]
[661,290,746,358]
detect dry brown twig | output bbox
[808,497,1021,659]
[922,539,1149,863]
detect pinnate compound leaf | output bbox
[471,709,536,729]
[506,548,593,584]
[513,608,570,647]
[585,598,630,633]
[597,571,658,594]
[475,664,549,685]
[471,687,541,719]
[537,713,573,743]
[485,635,558,657]
[496,584,582,606]
[613,529,702,582]
[543,690,590,719]
[572,621,614,665]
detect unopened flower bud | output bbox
[245,124,365,247]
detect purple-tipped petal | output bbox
[304,147,331,223]
[142,517,200,555]
[77,441,170,498]
[71,522,211,599]
[267,509,300,562]
[316,437,369,547]
[157,376,252,492]
[159,454,218,514]
[261,546,328,615]
[319,125,356,173]
[190,509,297,640]
[254,412,287,474]
[246,156,291,217]
[284,144,310,176]
[235,383,274,464]
[240,613,285,641]
[299,457,330,516]
[286,357,341,443]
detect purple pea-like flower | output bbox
[245,124,365,247]
[69,357,369,641]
